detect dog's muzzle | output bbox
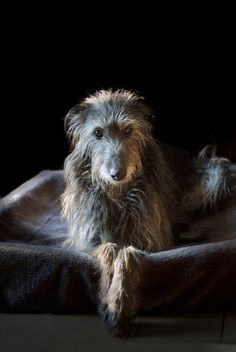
[110,167,126,181]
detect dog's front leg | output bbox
[103,246,146,336]
[91,243,119,312]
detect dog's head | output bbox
[65,89,154,186]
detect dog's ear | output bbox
[130,97,155,129]
[64,103,89,148]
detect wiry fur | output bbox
[61,89,234,336]
[181,145,231,213]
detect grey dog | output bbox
[61,89,234,336]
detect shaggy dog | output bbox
[61,89,233,336]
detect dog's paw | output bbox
[98,302,133,337]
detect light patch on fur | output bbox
[106,246,145,315]
[92,243,119,304]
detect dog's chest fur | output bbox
[78,177,174,252]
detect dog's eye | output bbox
[124,126,133,135]
[94,128,104,139]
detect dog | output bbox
[61,89,234,336]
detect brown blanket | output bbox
[0,170,236,314]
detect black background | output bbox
[0,9,235,196]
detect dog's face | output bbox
[66,90,153,186]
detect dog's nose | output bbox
[110,168,126,181]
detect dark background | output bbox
[1,12,235,196]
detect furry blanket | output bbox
[0,170,236,314]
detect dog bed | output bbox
[0,170,236,315]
